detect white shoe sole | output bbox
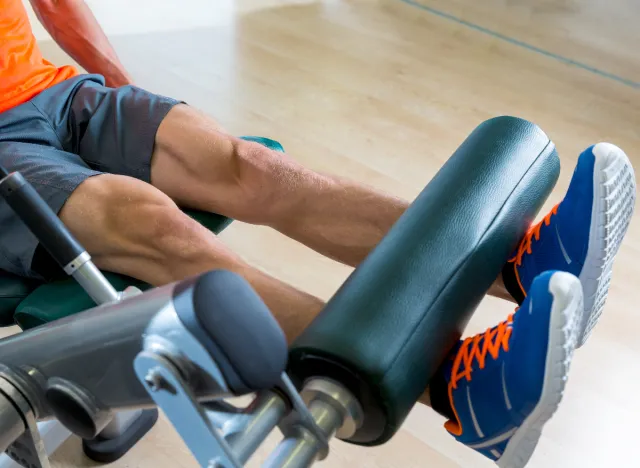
[497,272,583,468]
[578,143,636,347]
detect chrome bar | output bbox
[70,258,120,305]
[263,399,342,468]
[228,393,288,464]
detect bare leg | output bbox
[150,106,406,267]
[487,273,513,301]
[59,174,324,343]
[150,105,515,301]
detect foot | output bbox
[503,143,636,346]
[441,271,583,468]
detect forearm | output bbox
[31,0,133,87]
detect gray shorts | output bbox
[0,74,181,279]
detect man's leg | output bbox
[56,173,584,468]
[150,105,408,268]
[150,109,637,331]
[58,174,325,344]
[57,172,584,468]
[148,104,513,299]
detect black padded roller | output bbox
[173,270,288,395]
[288,116,560,445]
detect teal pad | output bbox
[0,271,40,327]
[0,136,284,329]
[288,117,560,446]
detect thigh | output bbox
[55,173,175,276]
[55,172,244,287]
[0,141,101,278]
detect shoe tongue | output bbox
[441,324,514,439]
[442,333,493,383]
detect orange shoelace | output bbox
[508,204,560,267]
[449,313,514,390]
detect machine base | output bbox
[82,409,159,463]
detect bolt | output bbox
[144,369,164,392]
[208,458,226,468]
[144,368,177,395]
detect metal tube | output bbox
[263,400,343,468]
[0,284,179,411]
[71,260,120,305]
[0,393,25,453]
[228,394,287,464]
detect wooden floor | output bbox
[31,0,640,466]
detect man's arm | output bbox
[30,0,133,87]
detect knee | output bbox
[109,201,243,284]
[230,139,321,224]
[121,201,210,264]
[61,174,216,268]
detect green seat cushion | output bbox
[0,271,40,327]
[14,273,149,330]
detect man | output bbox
[0,0,635,466]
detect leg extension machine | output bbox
[0,117,559,467]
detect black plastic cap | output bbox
[173,270,288,395]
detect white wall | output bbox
[24,0,235,41]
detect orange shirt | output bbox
[0,0,77,114]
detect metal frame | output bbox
[0,277,364,467]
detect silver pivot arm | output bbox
[134,357,363,468]
[130,269,363,467]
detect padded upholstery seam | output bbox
[380,140,553,381]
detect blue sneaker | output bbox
[504,143,636,347]
[443,271,582,468]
